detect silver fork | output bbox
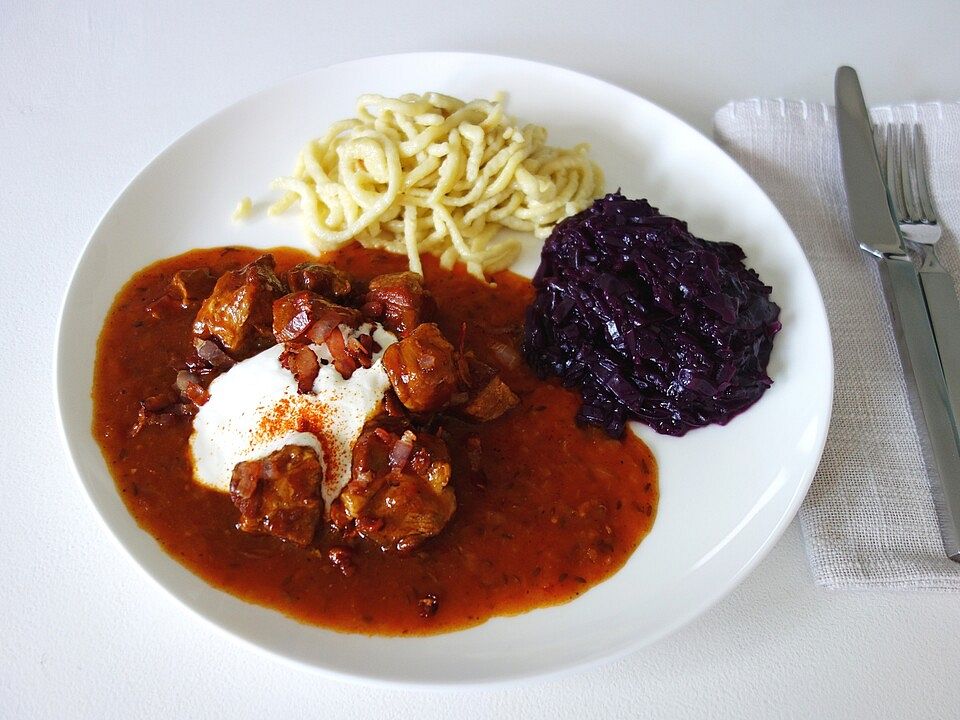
[879,123,960,429]
[880,123,942,256]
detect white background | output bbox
[3,1,960,717]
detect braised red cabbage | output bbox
[522,192,781,437]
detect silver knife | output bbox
[836,65,960,561]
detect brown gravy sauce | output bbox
[92,245,658,635]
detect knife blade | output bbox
[836,65,960,561]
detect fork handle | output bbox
[877,257,960,560]
[920,267,960,446]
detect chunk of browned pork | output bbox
[286,262,353,301]
[169,268,217,306]
[129,391,195,437]
[145,267,218,317]
[278,343,320,394]
[453,348,519,422]
[382,323,459,413]
[272,291,361,345]
[462,375,519,421]
[364,272,434,337]
[230,444,323,546]
[193,255,285,358]
[339,421,455,553]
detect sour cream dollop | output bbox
[190,323,397,507]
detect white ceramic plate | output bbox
[55,52,832,687]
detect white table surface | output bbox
[4,1,960,717]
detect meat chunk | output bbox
[462,376,519,421]
[230,444,323,546]
[340,422,455,553]
[169,268,216,306]
[382,323,459,413]
[318,327,382,381]
[129,391,195,437]
[454,351,496,390]
[286,262,353,301]
[324,327,357,380]
[191,337,236,371]
[145,267,217,318]
[175,370,209,406]
[272,291,361,344]
[278,343,320,394]
[364,272,434,337]
[417,594,439,618]
[451,344,518,421]
[193,255,285,358]
[327,546,356,577]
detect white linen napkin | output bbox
[714,99,960,590]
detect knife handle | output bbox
[920,268,960,444]
[878,256,960,560]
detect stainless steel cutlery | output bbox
[836,66,960,560]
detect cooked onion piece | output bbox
[264,92,604,280]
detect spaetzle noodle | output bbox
[231,196,252,222]
[264,92,603,279]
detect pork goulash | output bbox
[93,247,658,634]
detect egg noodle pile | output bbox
[265,92,603,279]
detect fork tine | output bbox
[873,123,886,180]
[911,124,937,222]
[899,124,922,221]
[884,125,906,220]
